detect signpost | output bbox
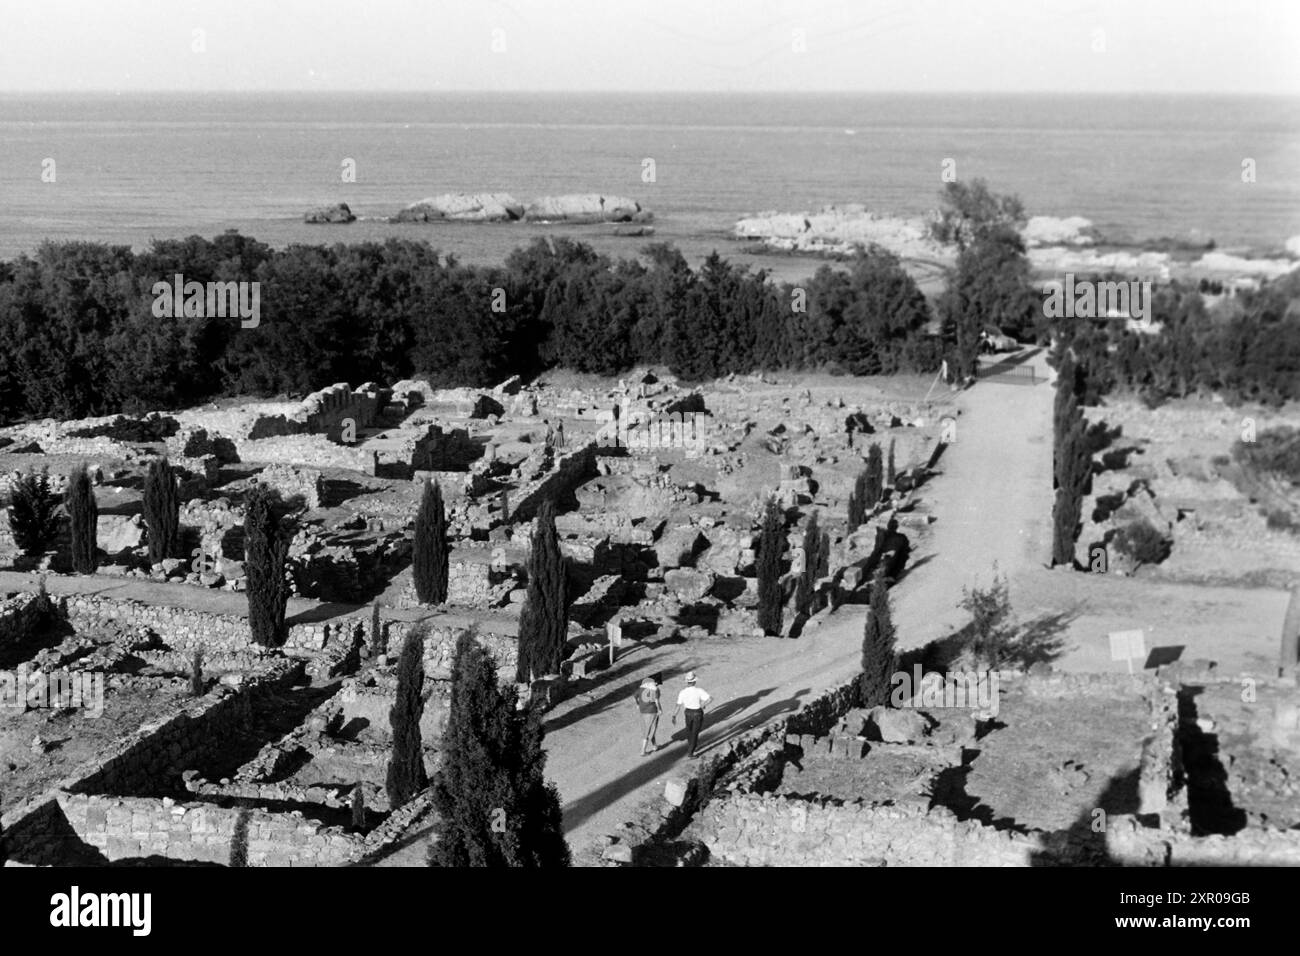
[1109,629,1146,674]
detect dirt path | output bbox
[541,352,1059,858]
[891,351,1057,650]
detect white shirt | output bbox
[677,686,712,710]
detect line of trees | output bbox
[1044,270,1300,409]
[0,235,944,423]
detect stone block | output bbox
[664,779,688,807]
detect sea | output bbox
[1,92,1298,275]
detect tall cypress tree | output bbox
[1052,407,1090,567]
[795,510,821,617]
[431,630,570,867]
[756,495,785,636]
[515,500,568,683]
[866,443,884,504]
[847,469,869,529]
[244,485,291,647]
[1051,359,1091,567]
[887,439,897,488]
[66,464,98,574]
[386,626,429,809]
[143,457,179,564]
[859,568,897,707]
[412,479,449,605]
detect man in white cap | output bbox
[671,671,713,758]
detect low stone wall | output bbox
[237,434,372,471]
[383,618,518,683]
[61,660,304,797]
[512,441,597,524]
[698,796,1047,866]
[60,593,355,658]
[10,793,364,866]
[696,794,1300,867]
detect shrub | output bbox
[959,566,1017,669]
[7,470,60,556]
[1112,520,1172,568]
[1235,425,1300,485]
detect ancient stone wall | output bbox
[18,793,362,866]
[60,661,304,797]
[236,435,371,471]
[178,382,380,445]
[382,617,518,683]
[512,441,598,523]
[59,593,355,658]
[696,794,1300,867]
[0,591,51,660]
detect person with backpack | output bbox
[634,673,663,756]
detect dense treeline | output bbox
[1046,270,1300,408]
[0,234,941,422]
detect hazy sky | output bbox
[1,0,1297,94]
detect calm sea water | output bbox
[0,92,1297,268]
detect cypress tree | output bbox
[189,649,204,697]
[412,479,449,605]
[515,500,568,683]
[143,457,179,564]
[386,626,429,809]
[1051,364,1091,567]
[66,464,98,574]
[351,786,366,831]
[7,470,60,556]
[847,469,868,529]
[859,568,897,707]
[887,439,897,488]
[756,495,785,636]
[431,630,570,867]
[371,600,385,656]
[866,443,884,504]
[795,511,821,616]
[1052,410,1090,567]
[244,485,291,647]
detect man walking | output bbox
[671,671,712,758]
